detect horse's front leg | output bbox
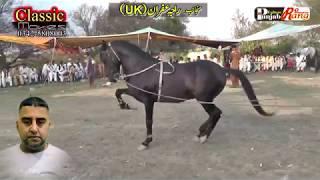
[138,100,154,151]
[115,88,131,109]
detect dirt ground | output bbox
[1,72,320,180]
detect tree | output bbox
[232,9,258,54]
[292,0,320,48]
[263,37,298,55]
[71,4,192,54]
[154,17,189,36]
[150,17,191,52]
[72,4,104,36]
[232,9,253,39]
[0,0,14,33]
[232,9,272,54]
[231,9,300,55]
[295,0,320,25]
[95,12,157,35]
[93,9,191,52]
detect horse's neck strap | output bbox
[108,43,121,62]
[120,62,161,79]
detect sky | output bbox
[17,0,297,39]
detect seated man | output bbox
[31,68,39,83]
[6,69,13,87]
[296,53,306,72]
[0,97,73,179]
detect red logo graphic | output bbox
[281,7,310,21]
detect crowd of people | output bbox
[0,45,310,89]
[0,56,99,88]
[239,54,286,72]
[41,60,86,83]
[0,65,39,88]
[238,53,306,73]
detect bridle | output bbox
[108,42,121,63]
[107,42,175,101]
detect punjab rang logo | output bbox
[12,6,68,37]
[255,7,310,21]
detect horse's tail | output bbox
[224,68,274,116]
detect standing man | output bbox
[52,61,58,82]
[0,97,73,179]
[6,68,13,87]
[100,41,118,86]
[1,69,5,88]
[230,44,241,88]
[217,45,224,67]
[47,62,54,83]
[31,67,39,83]
[41,61,49,83]
[86,52,96,88]
[58,61,66,82]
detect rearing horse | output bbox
[101,41,273,150]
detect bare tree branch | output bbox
[72,4,104,36]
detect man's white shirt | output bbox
[296,55,305,65]
[0,144,72,178]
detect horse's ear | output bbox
[101,41,108,51]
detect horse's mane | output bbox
[111,41,155,61]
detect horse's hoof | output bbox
[124,104,130,109]
[192,136,200,142]
[103,82,112,86]
[137,144,148,151]
[120,103,130,110]
[199,135,208,144]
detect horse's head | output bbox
[100,41,121,79]
[100,41,156,77]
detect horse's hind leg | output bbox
[197,104,222,143]
[204,104,222,138]
[115,88,131,109]
[138,99,154,151]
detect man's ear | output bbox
[49,120,54,128]
[16,120,18,130]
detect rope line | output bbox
[126,82,320,108]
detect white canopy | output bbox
[238,23,320,41]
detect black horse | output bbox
[101,41,273,150]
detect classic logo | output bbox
[12,6,68,37]
[255,7,310,21]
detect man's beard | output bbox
[21,136,47,153]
